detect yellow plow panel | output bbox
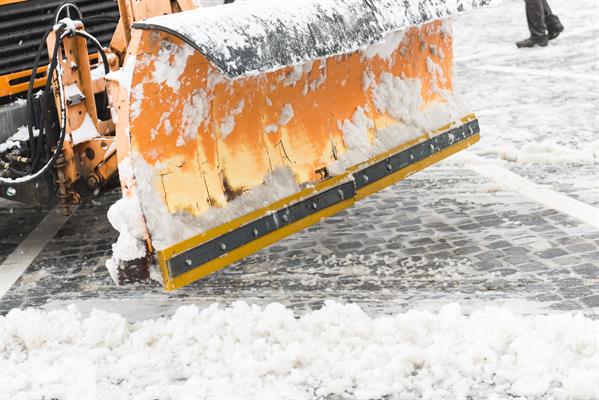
[116,19,480,290]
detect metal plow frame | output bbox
[159,118,479,290]
[108,0,492,290]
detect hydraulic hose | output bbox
[0,30,69,186]
[1,7,112,186]
[75,30,110,75]
[23,27,53,172]
[74,30,111,114]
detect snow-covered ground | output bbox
[1,0,598,399]
[452,0,599,207]
[2,302,598,400]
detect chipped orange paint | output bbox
[124,20,454,218]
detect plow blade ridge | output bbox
[132,0,498,79]
[112,0,491,290]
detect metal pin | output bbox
[312,202,318,209]
[386,164,393,171]
[220,243,227,251]
[185,259,192,266]
[282,214,289,222]
[253,228,259,237]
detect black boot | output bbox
[546,15,564,40]
[516,35,548,48]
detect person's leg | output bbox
[525,0,547,37]
[517,0,549,47]
[541,0,553,17]
[542,0,565,39]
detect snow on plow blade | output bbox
[109,0,491,290]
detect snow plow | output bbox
[0,0,493,290]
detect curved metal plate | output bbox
[132,0,496,79]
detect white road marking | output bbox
[473,64,599,82]
[468,159,599,230]
[0,206,73,299]
[455,48,507,64]
[455,26,599,63]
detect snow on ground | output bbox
[2,301,598,400]
[451,0,599,206]
[1,0,598,398]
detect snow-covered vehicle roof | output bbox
[132,0,496,79]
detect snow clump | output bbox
[104,197,147,284]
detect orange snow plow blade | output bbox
[109,1,484,290]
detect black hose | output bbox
[75,30,110,75]
[2,8,112,186]
[1,31,69,186]
[11,27,64,177]
[75,30,111,117]
[25,27,53,170]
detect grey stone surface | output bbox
[0,166,597,319]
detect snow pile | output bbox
[106,53,136,92]
[329,72,469,175]
[131,155,302,250]
[1,302,597,400]
[104,197,147,284]
[0,126,39,154]
[70,113,100,145]
[152,41,195,91]
[477,139,599,166]
[373,72,466,135]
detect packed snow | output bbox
[0,126,39,154]
[104,197,148,284]
[328,71,469,175]
[130,158,303,250]
[70,113,100,145]
[177,89,210,146]
[152,41,195,91]
[219,99,244,139]
[278,103,295,126]
[1,302,597,400]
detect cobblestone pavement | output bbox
[0,200,49,265]
[1,165,597,319]
[0,0,597,319]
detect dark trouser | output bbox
[525,0,560,37]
